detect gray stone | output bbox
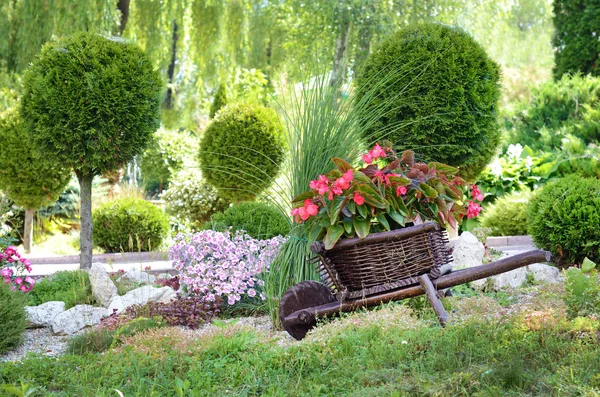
[89,263,118,307]
[472,263,562,290]
[51,305,110,335]
[451,232,485,270]
[117,268,156,285]
[107,286,176,313]
[25,301,65,328]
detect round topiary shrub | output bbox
[198,103,286,201]
[480,191,531,236]
[0,283,27,354]
[527,175,600,266]
[92,198,170,253]
[355,23,501,180]
[206,201,290,240]
[161,169,231,228]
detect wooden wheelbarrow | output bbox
[280,222,551,340]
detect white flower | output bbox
[506,143,523,161]
[489,159,503,177]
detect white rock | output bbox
[108,286,176,313]
[51,305,110,335]
[452,232,485,269]
[89,263,118,307]
[117,268,156,285]
[25,301,65,328]
[472,263,563,290]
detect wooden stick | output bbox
[418,274,448,326]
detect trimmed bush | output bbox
[0,283,27,354]
[206,201,290,239]
[553,0,600,79]
[161,169,230,228]
[506,75,600,151]
[28,270,93,309]
[527,175,600,266]
[355,23,501,180]
[92,198,170,252]
[480,191,531,236]
[199,103,286,200]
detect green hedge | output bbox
[93,198,170,252]
[527,175,600,266]
[0,283,27,354]
[199,103,285,200]
[206,201,290,240]
[480,191,530,236]
[355,23,501,180]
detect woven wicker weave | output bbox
[310,222,451,300]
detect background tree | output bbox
[553,0,600,79]
[0,108,71,252]
[20,32,163,268]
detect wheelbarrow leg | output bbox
[418,274,449,326]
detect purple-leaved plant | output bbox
[169,230,285,305]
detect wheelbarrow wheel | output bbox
[279,280,336,340]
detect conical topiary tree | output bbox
[209,82,228,119]
[20,32,163,268]
[0,108,71,252]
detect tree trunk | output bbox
[330,20,351,87]
[117,0,131,35]
[23,208,34,254]
[163,20,179,109]
[77,172,94,269]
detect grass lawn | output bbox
[1,285,599,396]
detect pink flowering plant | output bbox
[291,142,483,249]
[0,239,34,293]
[169,230,285,305]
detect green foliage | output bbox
[552,0,600,79]
[356,23,501,180]
[0,283,27,354]
[199,103,285,200]
[92,198,170,253]
[139,128,197,197]
[209,82,228,119]
[564,258,600,318]
[37,178,79,222]
[506,74,600,151]
[0,108,71,210]
[161,169,231,228]
[527,175,600,267]
[27,270,93,309]
[480,190,531,236]
[20,32,163,178]
[206,201,290,240]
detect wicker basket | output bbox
[310,222,451,300]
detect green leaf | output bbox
[361,192,389,209]
[342,217,354,234]
[324,225,345,250]
[582,257,596,273]
[388,210,405,226]
[357,203,368,218]
[357,184,387,208]
[429,162,458,174]
[332,157,353,173]
[376,213,391,231]
[353,217,371,238]
[308,223,324,243]
[347,200,356,214]
[396,196,408,216]
[387,175,411,185]
[419,183,439,199]
[291,190,316,204]
[329,196,346,225]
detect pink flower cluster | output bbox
[466,184,484,219]
[1,245,34,293]
[361,143,386,164]
[169,230,285,305]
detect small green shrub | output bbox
[564,258,600,318]
[198,103,286,200]
[92,198,170,253]
[27,270,93,309]
[209,82,228,119]
[553,0,600,79]
[206,201,290,239]
[0,283,27,354]
[355,23,501,180]
[161,169,231,228]
[527,175,600,267]
[506,75,600,151]
[480,191,531,236]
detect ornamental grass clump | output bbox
[292,142,483,249]
[170,230,284,305]
[0,282,28,354]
